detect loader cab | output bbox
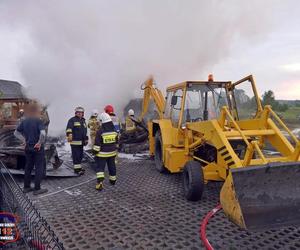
[165,81,230,128]
[182,81,230,125]
[164,76,262,128]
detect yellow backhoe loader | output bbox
[139,75,300,230]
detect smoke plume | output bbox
[0,0,283,133]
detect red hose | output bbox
[200,204,222,250]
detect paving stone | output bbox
[10,157,300,249]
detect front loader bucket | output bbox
[220,162,300,230]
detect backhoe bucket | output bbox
[220,162,300,230]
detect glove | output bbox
[67,134,73,143]
[34,143,41,151]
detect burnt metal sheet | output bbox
[1,161,78,177]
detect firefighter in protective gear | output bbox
[125,109,136,133]
[104,105,121,133]
[93,112,118,191]
[88,109,100,146]
[41,106,50,135]
[66,107,88,175]
[104,105,121,164]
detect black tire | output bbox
[154,131,166,173]
[183,161,204,201]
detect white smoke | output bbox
[0,0,285,133]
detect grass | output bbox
[280,106,300,124]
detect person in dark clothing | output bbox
[14,104,48,195]
[17,108,26,126]
[93,112,118,191]
[66,107,88,175]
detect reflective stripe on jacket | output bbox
[96,151,117,157]
[94,130,118,158]
[70,140,83,145]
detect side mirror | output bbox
[171,95,178,106]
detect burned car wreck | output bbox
[119,98,151,153]
[0,79,77,177]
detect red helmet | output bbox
[104,105,114,114]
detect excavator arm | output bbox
[139,76,165,121]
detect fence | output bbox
[0,161,64,249]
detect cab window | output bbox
[170,89,183,127]
[182,84,228,124]
[233,81,258,119]
[164,91,172,119]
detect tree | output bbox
[262,90,288,112]
[262,90,276,106]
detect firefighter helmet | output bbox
[75,107,84,113]
[99,112,112,124]
[104,105,114,114]
[92,109,99,117]
[128,109,134,116]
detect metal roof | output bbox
[0,79,26,100]
[166,80,232,91]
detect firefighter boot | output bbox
[96,181,103,191]
[74,168,85,175]
[109,180,116,185]
[109,176,116,185]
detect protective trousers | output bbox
[71,145,84,172]
[95,156,116,183]
[24,147,46,190]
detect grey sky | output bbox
[0,0,299,131]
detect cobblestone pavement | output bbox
[14,155,300,250]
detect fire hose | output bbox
[200,204,222,250]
